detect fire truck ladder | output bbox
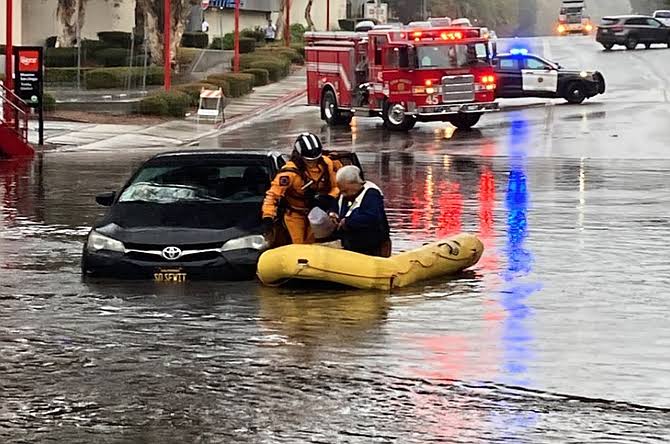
[0,82,34,158]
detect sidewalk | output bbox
[33,68,307,151]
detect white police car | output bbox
[494,48,606,104]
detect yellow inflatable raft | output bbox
[257,233,484,291]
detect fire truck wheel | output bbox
[448,113,482,130]
[382,102,416,131]
[321,90,350,126]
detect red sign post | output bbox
[233,0,240,72]
[164,0,171,91]
[5,0,13,90]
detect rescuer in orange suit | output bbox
[262,133,339,245]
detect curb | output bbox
[183,86,307,146]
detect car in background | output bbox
[653,10,670,26]
[494,49,605,104]
[451,18,473,27]
[596,15,670,50]
[428,17,452,27]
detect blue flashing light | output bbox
[510,48,529,56]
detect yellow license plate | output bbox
[154,269,187,283]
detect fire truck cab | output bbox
[305,26,499,131]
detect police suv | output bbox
[493,49,605,104]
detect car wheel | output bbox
[625,36,638,50]
[602,43,614,51]
[564,82,587,104]
[382,101,416,131]
[321,90,350,127]
[448,113,482,130]
[645,43,652,49]
[667,35,670,48]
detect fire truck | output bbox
[304,25,499,131]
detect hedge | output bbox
[138,91,190,117]
[94,48,130,67]
[257,46,304,65]
[174,82,220,106]
[45,48,78,67]
[176,47,200,68]
[81,39,107,56]
[247,60,286,82]
[181,32,209,49]
[84,66,164,89]
[241,28,266,44]
[44,93,56,112]
[291,44,305,58]
[242,68,269,87]
[45,67,93,84]
[206,73,253,97]
[97,31,132,48]
[210,34,256,53]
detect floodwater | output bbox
[4,41,670,440]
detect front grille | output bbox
[441,75,475,103]
[567,16,581,24]
[124,241,223,251]
[126,251,221,263]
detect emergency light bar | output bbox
[509,48,529,56]
[397,27,482,42]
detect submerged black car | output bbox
[494,51,606,104]
[81,151,287,281]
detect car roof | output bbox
[148,150,283,160]
[602,15,651,19]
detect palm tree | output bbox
[305,0,315,31]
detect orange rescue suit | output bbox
[263,157,339,244]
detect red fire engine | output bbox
[304,26,499,131]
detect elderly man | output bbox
[329,165,391,257]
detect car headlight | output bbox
[221,235,269,252]
[580,71,591,78]
[87,231,125,253]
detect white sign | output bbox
[364,4,388,24]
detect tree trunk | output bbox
[305,0,315,31]
[276,0,287,41]
[134,0,146,40]
[56,0,88,47]
[141,0,192,66]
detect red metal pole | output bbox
[163,0,171,91]
[233,0,240,72]
[285,0,291,47]
[5,0,13,91]
[326,0,330,31]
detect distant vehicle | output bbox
[81,151,284,281]
[653,10,670,26]
[451,18,472,27]
[428,17,452,27]
[355,20,377,32]
[557,0,593,35]
[494,49,605,104]
[407,21,432,28]
[596,15,670,50]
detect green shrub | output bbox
[247,60,286,82]
[290,43,305,58]
[43,93,56,112]
[242,68,269,86]
[207,73,253,97]
[290,23,307,42]
[163,91,191,117]
[203,76,231,97]
[181,32,209,49]
[45,36,58,48]
[138,94,168,116]
[176,47,200,67]
[45,67,94,84]
[241,27,266,44]
[45,48,78,67]
[210,34,256,53]
[174,82,220,106]
[84,66,164,89]
[97,31,132,48]
[81,39,107,56]
[94,48,130,67]
[257,47,304,65]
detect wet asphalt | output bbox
[2,36,670,443]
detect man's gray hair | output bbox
[336,165,364,185]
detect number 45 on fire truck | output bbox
[304,25,500,131]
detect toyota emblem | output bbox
[162,246,182,261]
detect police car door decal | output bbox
[521,69,558,93]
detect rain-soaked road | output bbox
[2,36,670,443]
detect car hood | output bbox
[93,201,263,244]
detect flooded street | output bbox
[3,36,670,442]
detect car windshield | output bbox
[416,43,489,69]
[655,11,670,18]
[119,163,271,204]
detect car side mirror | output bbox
[96,191,116,207]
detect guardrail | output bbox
[0,82,30,145]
